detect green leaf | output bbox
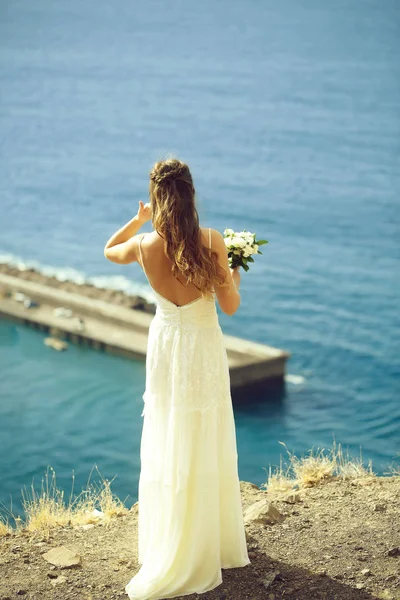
[256,240,269,245]
[242,263,250,272]
[258,251,263,255]
[247,256,254,262]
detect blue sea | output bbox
[1,0,399,519]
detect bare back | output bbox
[138,227,212,308]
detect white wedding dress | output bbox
[125,228,250,600]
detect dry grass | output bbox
[2,442,398,537]
[261,438,397,494]
[0,518,13,537]
[0,464,129,537]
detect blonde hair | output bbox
[149,157,228,297]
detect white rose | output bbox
[252,244,259,254]
[233,237,246,248]
[224,228,234,236]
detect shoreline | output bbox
[0,262,156,315]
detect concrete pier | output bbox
[0,273,290,396]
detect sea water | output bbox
[0,0,399,516]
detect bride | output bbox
[104,158,250,599]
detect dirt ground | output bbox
[1,476,399,600]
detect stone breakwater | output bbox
[0,263,291,395]
[0,263,156,314]
[0,476,399,600]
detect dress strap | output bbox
[138,233,148,280]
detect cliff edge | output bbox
[1,475,399,600]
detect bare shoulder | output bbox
[199,227,224,249]
[142,231,163,248]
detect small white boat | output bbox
[14,292,29,303]
[23,298,40,308]
[44,337,68,351]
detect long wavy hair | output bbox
[148,158,228,298]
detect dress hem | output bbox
[125,575,223,599]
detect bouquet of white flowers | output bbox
[223,228,268,272]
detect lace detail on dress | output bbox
[141,318,232,417]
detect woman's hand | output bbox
[136,200,152,224]
[230,266,241,291]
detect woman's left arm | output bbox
[104,201,151,264]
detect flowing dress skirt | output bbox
[125,299,250,599]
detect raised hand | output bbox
[137,200,152,223]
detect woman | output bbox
[104,158,250,599]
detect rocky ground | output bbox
[0,263,156,314]
[1,476,399,600]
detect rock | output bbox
[16,591,26,596]
[47,571,58,579]
[248,544,259,551]
[282,492,302,504]
[387,547,400,557]
[361,568,371,576]
[373,503,387,511]
[83,508,104,521]
[244,499,285,526]
[42,546,82,568]
[248,551,257,559]
[351,476,376,487]
[51,575,67,586]
[74,524,95,531]
[261,570,281,589]
[118,555,128,564]
[356,583,365,589]
[240,481,260,492]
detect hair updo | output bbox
[149,159,193,187]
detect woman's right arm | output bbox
[212,230,241,316]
